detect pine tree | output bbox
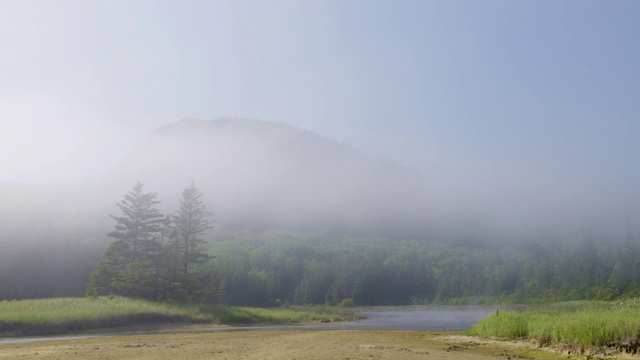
[86,182,165,299]
[85,239,130,297]
[148,215,175,300]
[170,182,213,301]
[107,182,165,263]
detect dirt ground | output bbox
[0,330,566,360]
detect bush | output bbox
[339,298,354,307]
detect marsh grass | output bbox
[205,304,358,324]
[465,299,640,352]
[0,297,355,336]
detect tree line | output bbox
[85,180,640,305]
[85,182,212,302]
[197,232,638,306]
[4,181,640,305]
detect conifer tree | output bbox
[170,182,213,301]
[86,182,165,299]
[107,182,165,263]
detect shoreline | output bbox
[0,329,568,360]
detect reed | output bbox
[465,299,640,352]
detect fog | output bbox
[2,117,638,246]
[2,1,640,245]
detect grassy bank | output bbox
[465,299,640,354]
[0,297,358,336]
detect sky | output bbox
[2,0,640,229]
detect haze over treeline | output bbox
[119,118,438,237]
[3,1,639,241]
[1,117,640,303]
[1,1,640,303]
[3,118,638,241]
[3,117,636,245]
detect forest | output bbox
[79,181,640,306]
[199,230,637,306]
[2,180,638,306]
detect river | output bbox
[0,306,494,345]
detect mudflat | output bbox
[0,330,563,359]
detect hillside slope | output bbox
[118,118,435,237]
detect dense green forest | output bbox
[2,182,640,305]
[3,222,640,306]
[198,230,638,306]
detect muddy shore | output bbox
[0,329,566,359]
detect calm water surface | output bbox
[0,307,494,344]
[346,307,494,330]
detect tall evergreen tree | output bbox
[170,182,213,301]
[86,182,165,299]
[108,182,165,263]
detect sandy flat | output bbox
[0,330,566,360]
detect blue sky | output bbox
[1,0,639,227]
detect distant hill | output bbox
[117,118,436,237]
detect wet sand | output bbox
[0,330,564,359]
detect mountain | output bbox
[117,118,436,237]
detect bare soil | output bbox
[0,330,566,359]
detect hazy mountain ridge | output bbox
[119,118,434,237]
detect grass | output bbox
[0,297,358,336]
[465,298,640,354]
[205,304,357,324]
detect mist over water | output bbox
[348,308,494,331]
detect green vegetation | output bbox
[206,304,356,324]
[198,231,634,307]
[5,224,640,306]
[5,182,640,308]
[0,297,356,336]
[466,299,640,354]
[86,182,212,302]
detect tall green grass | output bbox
[0,297,356,336]
[465,299,640,351]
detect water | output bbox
[344,307,494,330]
[0,307,494,344]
